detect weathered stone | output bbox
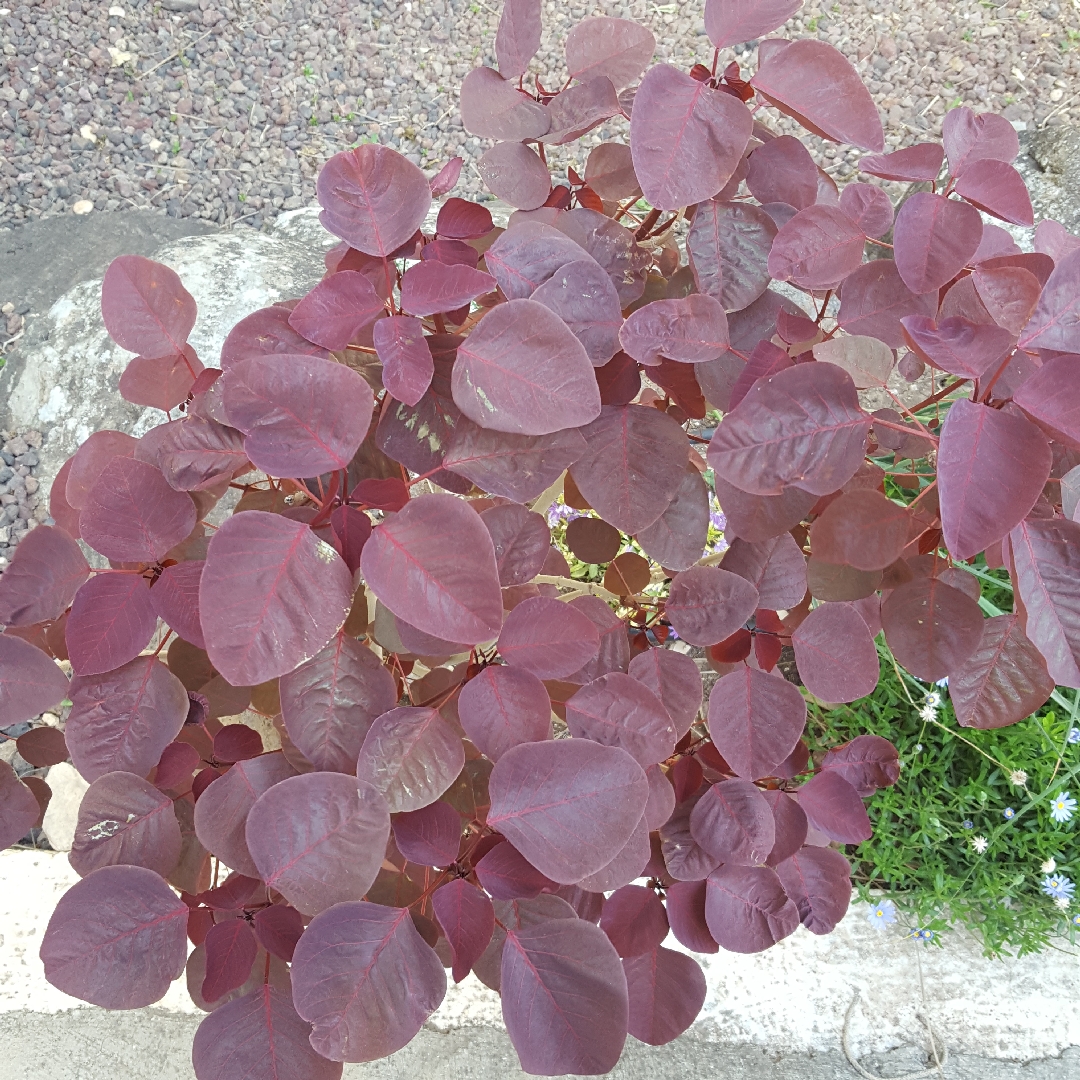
[40,762,89,852]
[1016,125,1080,236]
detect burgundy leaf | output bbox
[443,418,588,503]
[708,362,871,496]
[0,526,88,628]
[531,259,624,366]
[949,613,1055,729]
[0,760,39,847]
[501,917,628,1075]
[762,789,808,866]
[599,884,668,958]
[713,473,817,544]
[728,342,792,413]
[481,504,550,586]
[1018,249,1080,353]
[577,812,651,892]
[566,671,677,767]
[223,354,373,477]
[686,200,777,313]
[351,477,410,513]
[279,634,396,773]
[707,666,807,780]
[360,494,503,645]
[246,772,389,915]
[432,878,496,982]
[221,304,330,369]
[791,602,879,703]
[860,143,946,182]
[660,789,721,882]
[809,489,910,571]
[665,564,759,646]
[624,946,707,1046]
[569,405,688,534]
[287,271,385,351]
[155,415,250,493]
[459,66,550,140]
[564,594,632,684]
[704,863,800,953]
[201,918,259,1003]
[49,456,82,538]
[119,346,202,412]
[201,511,353,687]
[476,839,554,899]
[751,39,884,151]
[393,801,462,867]
[628,648,702,738]
[972,265,1041,335]
[665,880,718,953]
[767,204,865,290]
[1013,355,1080,450]
[498,596,601,679]
[542,77,622,145]
[837,259,938,348]
[458,664,552,762]
[150,560,205,649]
[487,738,649,884]
[370,317,433,407]
[881,576,984,682]
[619,294,729,367]
[721,533,807,610]
[555,208,652,307]
[478,141,552,210]
[566,16,654,88]
[16,726,68,767]
[40,864,189,1008]
[451,298,600,436]
[635,467,710,572]
[690,778,775,864]
[193,753,297,879]
[900,315,1015,380]
[422,238,481,268]
[430,156,463,197]
[1009,517,1080,686]
[704,0,799,47]
[191,985,343,1080]
[797,770,871,843]
[484,220,591,300]
[630,64,753,210]
[436,197,495,240]
[839,182,894,238]
[329,505,372,575]
[317,145,432,257]
[892,192,983,294]
[66,430,138,509]
[101,254,196,358]
[746,135,818,210]
[584,142,641,202]
[643,762,676,830]
[66,654,187,783]
[249,905,305,964]
[291,901,446,1062]
[774,846,851,934]
[400,261,494,319]
[813,334,895,389]
[69,771,182,878]
[938,398,1052,560]
[820,734,901,796]
[355,706,465,813]
[954,159,1034,226]
[213,723,263,763]
[943,106,1019,177]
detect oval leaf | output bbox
[566,672,677,767]
[498,596,601,679]
[893,192,984,294]
[624,946,707,1046]
[704,863,800,953]
[791,602,879,703]
[0,525,90,627]
[665,564,759,647]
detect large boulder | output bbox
[1016,124,1080,237]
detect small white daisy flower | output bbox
[1050,791,1077,824]
[1009,770,1028,787]
[1042,857,1057,874]
[1056,896,1071,911]
[970,836,988,854]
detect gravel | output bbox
[0,428,44,569]
[0,0,1078,231]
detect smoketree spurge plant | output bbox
[2,0,1079,1072]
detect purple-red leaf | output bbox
[355,706,465,813]
[223,354,373,477]
[837,259,938,348]
[476,840,554,899]
[665,564,759,647]
[566,16,654,89]
[40,864,189,1008]
[721,533,807,610]
[150,560,205,649]
[201,918,258,1003]
[201,511,353,687]
[291,901,446,1062]
[628,648,702,738]
[707,666,808,780]
[938,398,1052,560]
[155,415,250,493]
[809,489,909,572]
[478,141,552,210]
[839,183,895,239]
[949,613,1055,729]
[287,271,385,351]
[279,634,396,774]
[708,362,871,496]
[531,259,624,366]
[501,917,628,1076]
[630,63,753,211]
[0,525,89,627]
[704,864,800,953]
[458,664,553,762]
[191,985,343,1080]
[498,596,601,679]
[624,946,707,1046]
[943,106,1019,177]
[221,304,330,369]
[774,846,851,934]
[246,773,390,916]
[69,771,182,878]
[251,905,306,963]
[372,316,433,408]
[119,347,203,412]
[360,494,503,645]
[584,142,641,202]
[900,315,1015,381]
[570,405,688,534]
[751,40,884,151]
[459,66,550,141]
[317,145,432,257]
[791,602,879,703]
[797,770,871,843]
[484,220,591,300]
[0,759,39,846]
[0,635,69,727]
[213,723,263,764]
[430,156,463,197]
[101,254,197,358]
[690,778,775,864]
[487,738,649,884]
[860,143,944,182]
[66,656,188,783]
[619,294,729,367]
[481,503,550,586]
[495,0,542,78]
[401,261,494,318]
[542,77,622,145]
[393,801,462,867]
[566,672,677,767]
[954,159,1034,226]
[599,883,668,958]
[893,192,983,294]
[433,879,495,983]
[635,466,710,573]
[451,298,601,436]
[704,0,800,48]
[767,205,865,289]
[1013,355,1080,449]
[1017,249,1080,353]
[665,880,718,952]
[746,135,818,211]
[686,200,777,314]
